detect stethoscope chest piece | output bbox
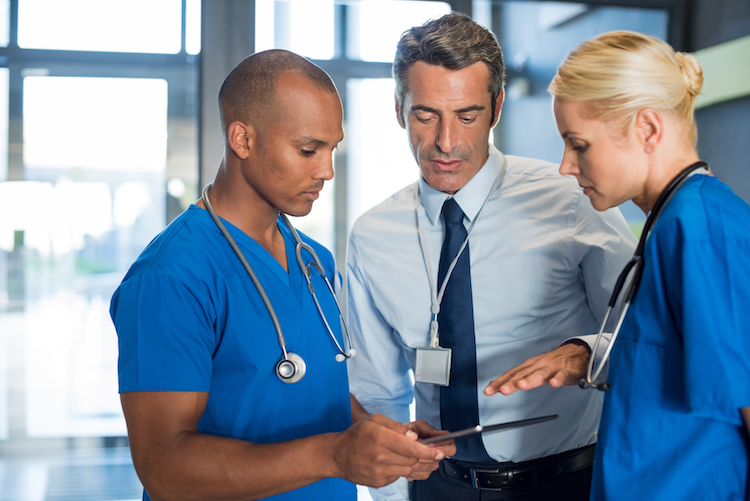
[276,352,306,384]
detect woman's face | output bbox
[553,98,648,211]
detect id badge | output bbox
[415,346,452,386]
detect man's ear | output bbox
[491,89,505,127]
[395,95,405,129]
[227,121,255,160]
[634,108,663,153]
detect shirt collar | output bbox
[419,144,503,226]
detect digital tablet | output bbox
[420,414,558,445]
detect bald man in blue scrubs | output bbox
[111,49,454,501]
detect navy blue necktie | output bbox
[438,198,492,461]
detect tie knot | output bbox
[441,198,465,225]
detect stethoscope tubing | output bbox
[202,184,290,359]
[201,183,354,382]
[581,161,709,390]
[284,218,354,360]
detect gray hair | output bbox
[393,12,505,122]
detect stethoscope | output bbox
[580,161,709,391]
[201,183,355,384]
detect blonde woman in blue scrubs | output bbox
[547,31,750,499]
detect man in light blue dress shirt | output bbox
[346,13,637,501]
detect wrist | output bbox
[313,431,345,480]
[561,338,592,355]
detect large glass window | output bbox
[346,78,418,227]
[0,0,198,461]
[256,0,336,60]
[0,0,8,48]
[18,0,183,53]
[186,0,202,55]
[21,76,167,437]
[346,1,450,62]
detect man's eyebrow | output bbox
[294,136,327,146]
[455,105,485,113]
[410,104,486,114]
[294,135,344,147]
[410,105,439,114]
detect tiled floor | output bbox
[0,446,374,501]
[0,447,141,501]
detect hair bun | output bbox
[675,52,704,97]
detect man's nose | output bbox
[436,119,456,153]
[316,153,335,181]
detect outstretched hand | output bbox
[484,343,590,396]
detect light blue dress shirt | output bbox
[346,145,637,500]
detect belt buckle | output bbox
[470,468,510,491]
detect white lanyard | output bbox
[415,154,507,348]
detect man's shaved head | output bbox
[218,49,338,140]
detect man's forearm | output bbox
[133,431,341,501]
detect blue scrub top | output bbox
[111,205,356,501]
[592,175,750,500]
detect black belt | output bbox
[441,444,595,492]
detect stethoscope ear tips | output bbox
[334,349,356,363]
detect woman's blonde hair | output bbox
[548,30,703,143]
